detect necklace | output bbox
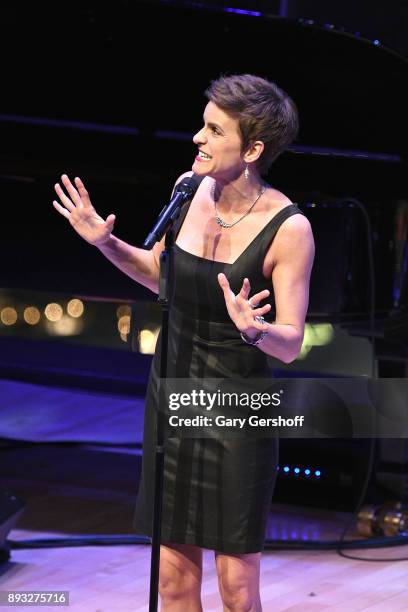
[213,184,267,229]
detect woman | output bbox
[53,74,314,611]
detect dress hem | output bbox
[133,524,265,554]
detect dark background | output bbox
[1,0,407,313]
[1,0,408,542]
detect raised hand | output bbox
[217,274,271,339]
[53,174,116,246]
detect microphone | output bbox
[143,173,204,249]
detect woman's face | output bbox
[192,101,245,180]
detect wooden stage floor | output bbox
[1,444,408,610]
[2,528,408,611]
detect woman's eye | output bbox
[212,127,220,135]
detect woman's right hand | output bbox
[53,174,116,246]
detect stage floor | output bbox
[3,526,408,611]
[2,445,408,611]
[1,380,408,609]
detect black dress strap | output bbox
[225,203,303,271]
[254,203,304,258]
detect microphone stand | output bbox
[143,174,203,611]
[148,226,175,612]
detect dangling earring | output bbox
[244,164,250,180]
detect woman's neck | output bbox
[213,175,265,213]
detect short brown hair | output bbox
[205,74,299,174]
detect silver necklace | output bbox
[213,184,267,229]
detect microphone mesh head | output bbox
[175,173,204,197]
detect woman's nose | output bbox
[193,127,206,145]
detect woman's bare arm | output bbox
[53,174,170,294]
[218,213,315,363]
[97,233,164,294]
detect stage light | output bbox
[298,322,334,359]
[312,323,334,345]
[44,303,63,322]
[1,307,17,326]
[117,315,130,335]
[357,502,408,537]
[67,298,84,318]
[23,306,41,325]
[139,328,158,354]
[279,464,323,479]
[46,315,82,336]
[116,305,131,318]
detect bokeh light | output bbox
[139,328,159,354]
[117,305,131,318]
[118,315,131,335]
[44,303,63,322]
[1,307,17,326]
[46,315,82,336]
[67,298,84,318]
[24,306,41,325]
[298,323,334,360]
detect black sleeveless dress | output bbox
[133,200,303,554]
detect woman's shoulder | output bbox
[272,207,314,255]
[263,185,293,209]
[263,186,312,237]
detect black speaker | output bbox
[301,201,371,317]
[377,439,408,500]
[0,490,26,563]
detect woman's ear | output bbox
[243,140,264,164]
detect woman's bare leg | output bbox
[215,550,262,612]
[159,542,203,611]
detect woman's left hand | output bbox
[217,274,271,340]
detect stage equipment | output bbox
[0,490,25,563]
[357,501,408,538]
[376,439,408,500]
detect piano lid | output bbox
[140,0,408,157]
[1,1,408,157]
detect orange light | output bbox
[24,306,41,325]
[1,307,17,326]
[46,315,82,336]
[118,315,131,335]
[67,299,84,318]
[116,305,131,318]
[44,303,63,322]
[139,328,159,354]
